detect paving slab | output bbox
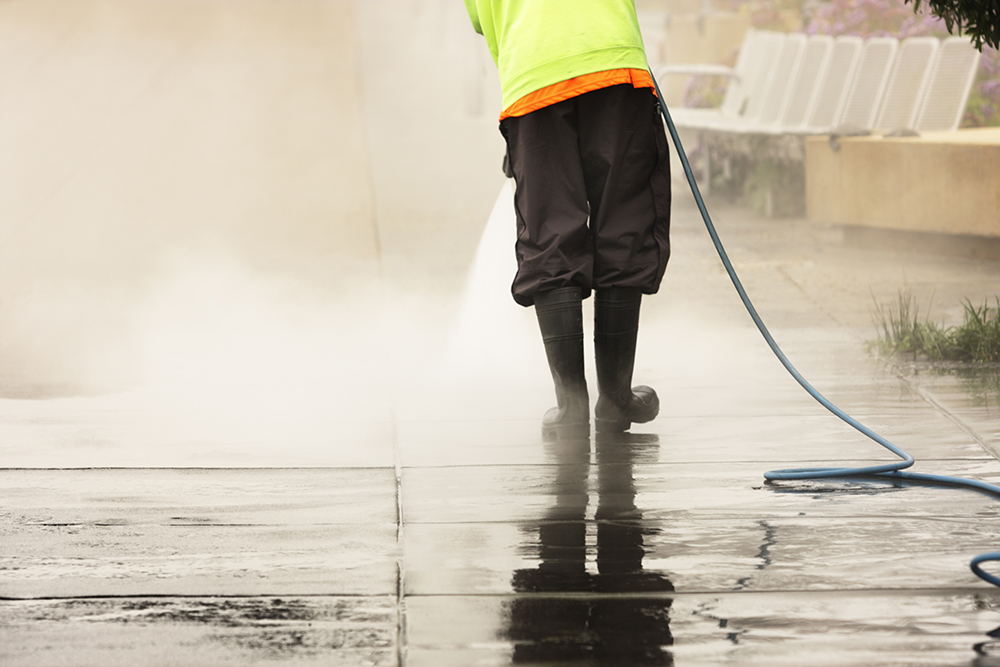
[0,469,399,598]
[406,591,1000,666]
[0,597,398,667]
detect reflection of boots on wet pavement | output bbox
[507,435,674,665]
[535,287,590,438]
[595,433,675,594]
[594,287,659,433]
[592,434,674,664]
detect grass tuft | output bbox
[870,290,1000,363]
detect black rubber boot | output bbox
[534,287,590,439]
[594,288,659,433]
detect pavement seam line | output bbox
[903,377,997,460]
[393,420,406,665]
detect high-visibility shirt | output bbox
[463,0,653,118]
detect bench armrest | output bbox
[652,63,739,80]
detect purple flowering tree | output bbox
[805,0,948,38]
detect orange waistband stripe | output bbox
[499,68,656,121]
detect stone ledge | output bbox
[805,128,1000,240]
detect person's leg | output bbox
[577,84,671,294]
[593,287,658,432]
[576,85,672,432]
[533,287,590,438]
[502,100,593,307]
[501,101,594,434]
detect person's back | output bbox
[464,0,649,112]
[464,0,672,437]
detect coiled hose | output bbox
[650,73,1000,589]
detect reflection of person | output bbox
[463,1,671,436]
[505,435,674,664]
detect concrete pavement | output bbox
[4,192,1000,665]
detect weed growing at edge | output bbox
[870,290,1000,363]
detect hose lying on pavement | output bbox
[649,73,1000,589]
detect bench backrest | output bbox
[915,36,982,132]
[837,37,898,131]
[874,36,939,132]
[804,36,864,132]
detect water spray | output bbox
[649,72,1000,590]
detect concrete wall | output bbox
[0,0,505,392]
[805,129,1000,239]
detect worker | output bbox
[463,0,672,436]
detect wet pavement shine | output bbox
[4,2,1000,666]
[4,196,1000,666]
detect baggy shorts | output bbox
[500,84,672,307]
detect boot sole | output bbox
[594,405,659,433]
[595,417,630,433]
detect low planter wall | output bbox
[805,128,1000,240]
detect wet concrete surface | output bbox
[4,1,1000,665]
[2,596,398,666]
[0,469,399,598]
[4,195,1000,664]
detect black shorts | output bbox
[500,84,671,307]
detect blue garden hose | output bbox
[650,74,1000,589]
